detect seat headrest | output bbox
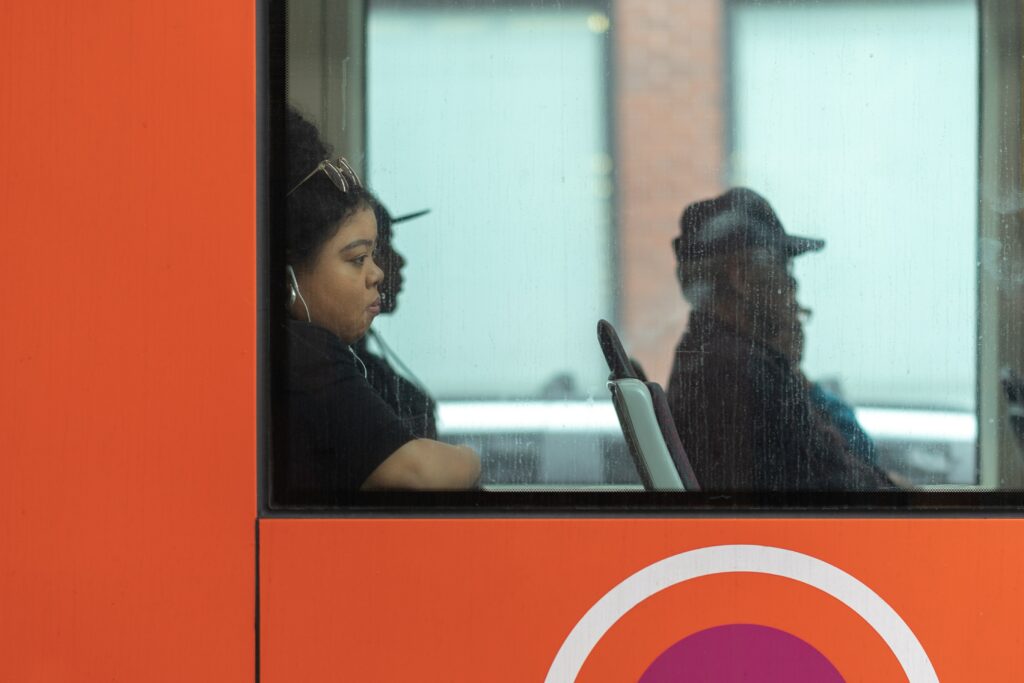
[597,319,638,380]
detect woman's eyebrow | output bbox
[341,239,375,252]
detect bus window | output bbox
[266,0,1024,508]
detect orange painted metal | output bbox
[6,3,1024,682]
[260,518,1024,681]
[0,2,256,680]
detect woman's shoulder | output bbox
[285,321,362,389]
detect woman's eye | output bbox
[353,255,368,266]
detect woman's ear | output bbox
[286,264,312,322]
[286,265,300,307]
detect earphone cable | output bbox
[367,329,429,393]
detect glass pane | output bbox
[270,0,1024,506]
[729,0,978,486]
[368,7,614,400]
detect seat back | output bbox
[646,382,701,491]
[597,320,700,491]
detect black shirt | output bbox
[274,322,415,505]
[667,313,893,491]
[356,332,438,440]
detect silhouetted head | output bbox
[673,188,823,357]
[370,203,428,314]
[674,188,824,264]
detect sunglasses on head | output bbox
[288,156,363,196]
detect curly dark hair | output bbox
[286,106,374,270]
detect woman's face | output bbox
[292,207,384,343]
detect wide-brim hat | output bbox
[674,187,824,262]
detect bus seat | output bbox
[646,381,701,491]
[597,319,700,491]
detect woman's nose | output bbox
[369,259,385,287]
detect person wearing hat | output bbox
[666,188,893,491]
[353,201,439,440]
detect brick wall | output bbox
[613,0,726,384]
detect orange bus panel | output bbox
[261,518,1024,682]
[0,2,256,680]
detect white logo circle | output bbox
[545,544,937,682]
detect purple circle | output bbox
[639,623,845,683]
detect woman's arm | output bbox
[361,439,481,490]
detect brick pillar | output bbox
[613,0,726,384]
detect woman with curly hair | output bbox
[275,107,479,503]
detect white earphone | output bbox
[286,265,312,323]
[286,265,367,378]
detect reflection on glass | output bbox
[276,0,1024,497]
